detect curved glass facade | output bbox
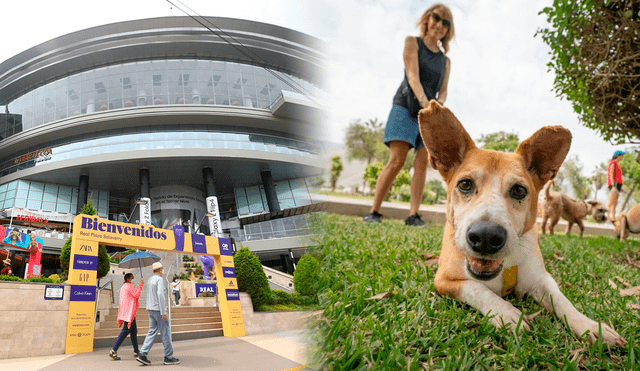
[2,59,324,137]
[0,126,322,177]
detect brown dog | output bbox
[418,100,625,347]
[540,180,607,237]
[614,203,640,241]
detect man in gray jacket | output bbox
[136,262,180,365]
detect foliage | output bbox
[556,154,591,199]
[591,162,608,200]
[293,254,320,298]
[616,150,640,210]
[537,1,640,143]
[61,200,110,280]
[363,162,411,198]
[234,247,271,309]
[423,179,447,205]
[477,131,520,152]
[0,275,60,283]
[198,291,215,297]
[329,155,344,192]
[308,213,638,369]
[363,162,384,192]
[344,118,384,165]
[48,274,61,282]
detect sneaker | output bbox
[363,211,382,223]
[405,214,425,226]
[136,353,151,366]
[109,349,121,360]
[164,357,180,365]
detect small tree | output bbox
[617,151,640,210]
[477,131,520,152]
[234,247,270,309]
[329,155,343,192]
[293,254,320,299]
[345,118,384,165]
[556,155,591,199]
[592,163,607,200]
[61,200,110,280]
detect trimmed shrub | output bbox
[293,254,320,298]
[234,247,270,309]
[270,290,294,305]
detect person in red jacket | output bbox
[607,150,626,222]
[109,273,144,360]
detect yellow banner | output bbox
[65,301,96,354]
[63,214,245,354]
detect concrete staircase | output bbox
[94,307,223,348]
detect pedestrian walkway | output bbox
[0,330,316,371]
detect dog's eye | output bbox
[457,179,475,194]
[510,185,527,200]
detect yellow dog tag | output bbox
[502,266,518,297]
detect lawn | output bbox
[307,213,640,370]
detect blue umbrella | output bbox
[118,251,160,278]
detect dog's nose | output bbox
[467,221,507,255]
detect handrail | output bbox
[94,279,114,324]
[164,264,174,343]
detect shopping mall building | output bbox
[0,16,327,277]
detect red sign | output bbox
[14,148,52,165]
[16,215,49,223]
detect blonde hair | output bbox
[417,3,455,54]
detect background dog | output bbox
[614,203,640,241]
[418,100,625,347]
[541,180,607,237]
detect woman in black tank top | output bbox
[364,3,455,226]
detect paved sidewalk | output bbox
[0,330,316,371]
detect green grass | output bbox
[258,303,321,311]
[307,213,640,370]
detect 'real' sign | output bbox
[14,148,52,165]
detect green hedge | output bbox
[234,247,271,309]
[293,254,320,298]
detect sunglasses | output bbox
[432,13,451,28]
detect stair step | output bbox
[94,321,223,339]
[99,315,222,329]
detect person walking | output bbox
[109,273,144,360]
[171,277,181,306]
[136,262,180,366]
[363,3,455,226]
[607,150,626,221]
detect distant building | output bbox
[0,16,327,276]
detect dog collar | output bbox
[501,266,518,296]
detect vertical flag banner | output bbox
[65,238,98,354]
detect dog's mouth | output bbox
[466,256,503,280]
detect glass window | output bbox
[26,199,42,209]
[42,201,56,211]
[43,193,58,202]
[30,182,45,191]
[14,198,26,208]
[56,203,71,213]
[16,189,29,199]
[17,181,29,190]
[58,185,72,195]
[44,184,58,193]
[28,191,43,200]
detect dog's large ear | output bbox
[418,100,476,180]
[515,126,572,190]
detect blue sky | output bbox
[0,0,630,180]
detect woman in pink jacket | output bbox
[109,273,144,360]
